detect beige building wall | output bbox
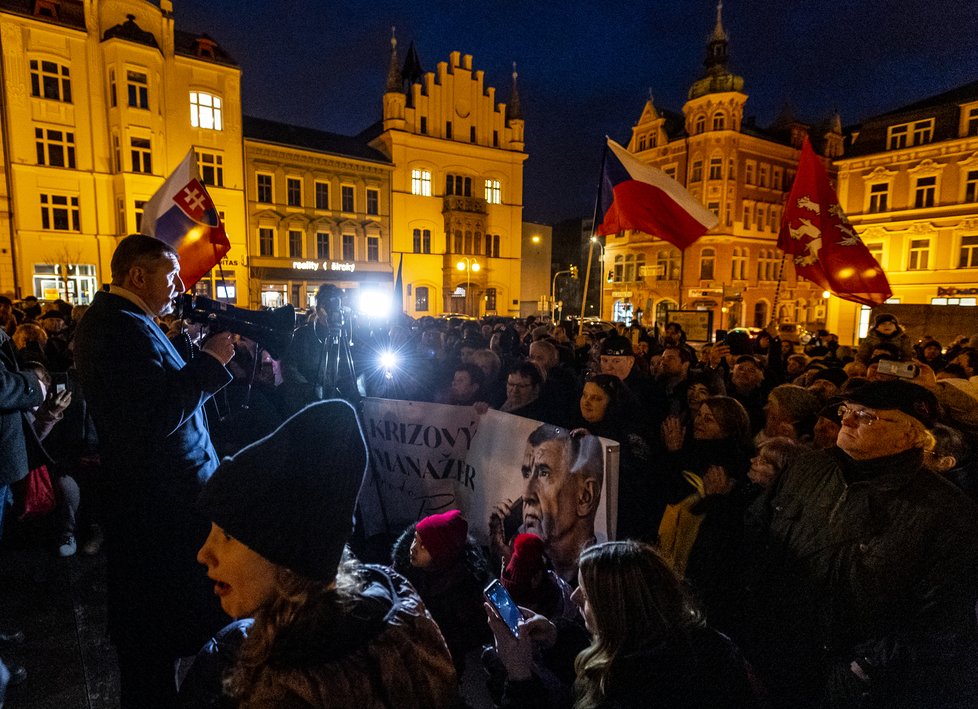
[520,221,552,317]
[833,92,978,345]
[372,45,526,318]
[0,0,246,304]
[242,123,393,310]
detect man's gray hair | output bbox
[110,234,177,284]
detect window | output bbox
[960,236,978,268]
[712,112,725,130]
[699,247,715,280]
[968,107,978,137]
[411,169,432,196]
[287,178,302,207]
[869,183,889,213]
[288,230,303,258]
[912,120,934,146]
[420,117,428,135]
[366,188,379,215]
[130,137,152,173]
[342,234,355,261]
[772,166,783,190]
[485,234,500,258]
[464,230,473,254]
[445,121,452,139]
[314,181,329,210]
[664,165,677,180]
[932,297,977,306]
[759,164,769,188]
[454,230,463,253]
[708,158,722,180]
[341,185,354,212]
[769,207,780,232]
[413,228,431,254]
[40,194,80,231]
[485,179,501,204]
[35,128,75,168]
[866,242,883,266]
[257,174,272,203]
[965,170,978,203]
[908,239,929,270]
[695,115,705,134]
[656,249,680,280]
[127,70,148,109]
[745,161,755,185]
[30,60,71,102]
[470,126,476,143]
[196,151,223,187]
[134,200,145,232]
[623,254,635,282]
[757,205,766,230]
[258,227,274,256]
[887,124,908,150]
[109,69,117,108]
[367,236,379,262]
[914,176,936,208]
[190,91,223,130]
[708,201,720,216]
[638,135,647,151]
[753,301,768,328]
[485,287,497,312]
[316,232,330,259]
[446,175,472,197]
[731,247,748,280]
[415,286,429,312]
[613,255,623,282]
[757,249,779,281]
[690,160,703,182]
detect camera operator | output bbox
[281,283,358,411]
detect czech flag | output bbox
[140,149,231,288]
[596,138,718,249]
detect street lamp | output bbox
[456,257,480,316]
[590,236,605,319]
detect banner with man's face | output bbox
[358,399,620,549]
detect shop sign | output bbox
[290,260,357,273]
[611,291,632,298]
[221,257,243,267]
[689,288,723,298]
[938,287,978,296]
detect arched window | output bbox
[695,115,706,134]
[636,253,646,281]
[656,248,680,280]
[655,299,678,328]
[415,286,430,312]
[699,247,715,280]
[613,254,624,282]
[474,231,482,255]
[453,230,463,253]
[624,254,636,282]
[731,247,748,280]
[753,301,768,328]
[464,230,472,254]
[712,112,725,130]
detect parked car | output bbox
[777,322,813,344]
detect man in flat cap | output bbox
[740,380,978,708]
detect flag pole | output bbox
[578,143,609,339]
[772,252,787,329]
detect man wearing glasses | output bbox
[741,380,978,708]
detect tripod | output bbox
[313,314,363,403]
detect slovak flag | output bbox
[596,138,718,249]
[140,149,231,288]
[777,138,891,306]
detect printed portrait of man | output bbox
[519,424,604,582]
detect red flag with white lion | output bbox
[778,138,891,306]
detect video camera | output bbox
[178,294,296,360]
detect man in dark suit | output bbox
[74,234,234,708]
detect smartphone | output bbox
[51,372,69,394]
[876,359,918,379]
[484,579,522,637]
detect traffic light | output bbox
[570,265,578,279]
[607,270,614,283]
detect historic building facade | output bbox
[0,0,247,304]
[602,5,834,335]
[242,117,393,310]
[370,38,526,318]
[832,81,978,343]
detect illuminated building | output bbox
[832,81,978,343]
[370,36,527,317]
[605,3,831,333]
[242,117,393,310]
[0,0,247,304]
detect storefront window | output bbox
[261,284,287,308]
[32,263,97,304]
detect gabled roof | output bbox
[244,116,391,164]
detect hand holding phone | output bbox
[485,580,522,637]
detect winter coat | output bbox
[499,625,759,709]
[177,564,460,709]
[856,326,914,365]
[740,446,978,708]
[0,330,44,485]
[390,523,492,672]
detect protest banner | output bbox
[359,399,620,547]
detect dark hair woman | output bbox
[485,540,758,708]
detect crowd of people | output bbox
[1,235,977,707]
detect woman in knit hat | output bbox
[500,533,577,622]
[178,400,459,708]
[391,509,491,675]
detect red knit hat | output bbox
[415,510,468,566]
[502,533,547,597]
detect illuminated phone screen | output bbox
[485,580,522,637]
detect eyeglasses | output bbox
[837,405,878,426]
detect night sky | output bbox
[176,0,978,225]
